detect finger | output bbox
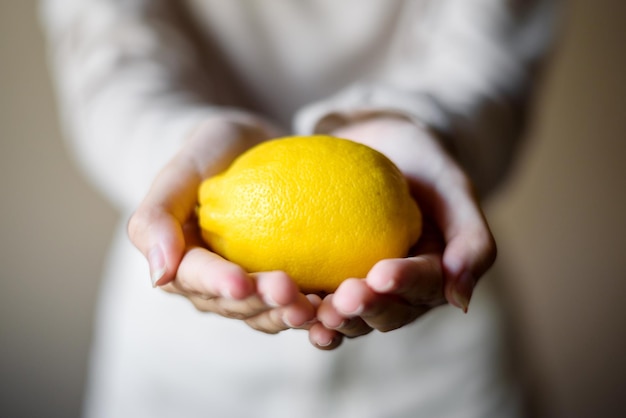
[330,279,372,317]
[443,223,497,312]
[166,265,303,325]
[328,280,379,334]
[360,294,430,333]
[238,271,306,325]
[317,294,373,338]
[172,293,267,321]
[306,293,323,310]
[365,255,445,306]
[417,170,496,312]
[438,187,496,312]
[174,247,255,300]
[254,270,300,307]
[282,293,317,328]
[245,293,316,334]
[243,308,286,334]
[174,289,314,333]
[308,322,343,350]
[333,279,430,333]
[127,153,202,287]
[317,294,346,328]
[163,289,273,322]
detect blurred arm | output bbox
[295,0,560,197]
[40,0,229,210]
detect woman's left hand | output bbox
[307,116,497,349]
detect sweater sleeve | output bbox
[40,0,224,211]
[294,0,560,197]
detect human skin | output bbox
[310,116,496,346]
[127,113,496,350]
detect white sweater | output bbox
[40,1,557,417]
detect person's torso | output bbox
[181,0,416,124]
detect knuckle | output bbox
[371,308,425,333]
[174,274,194,293]
[245,320,281,335]
[219,306,249,320]
[487,234,498,265]
[126,206,158,243]
[126,211,142,242]
[467,226,498,276]
[445,168,474,196]
[479,229,498,269]
[190,299,213,313]
[340,319,373,337]
[344,327,374,338]
[377,324,402,333]
[457,172,474,193]
[160,283,180,295]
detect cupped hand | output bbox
[127,113,315,334]
[308,115,497,348]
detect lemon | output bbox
[197,135,421,293]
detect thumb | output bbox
[128,207,186,287]
[127,156,201,287]
[442,220,497,313]
[414,164,497,312]
[426,172,497,313]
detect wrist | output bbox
[313,110,414,134]
[330,114,435,148]
[180,112,282,178]
[210,110,284,142]
[317,110,439,146]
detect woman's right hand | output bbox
[127,113,316,334]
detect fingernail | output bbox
[263,293,281,308]
[451,272,475,313]
[317,335,334,347]
[148,247,166,287]
[372,277,395,293]
[220,287,233,300]
[302,319,318,327]
[282,314,296,328]
[340,303,364,317]
[323,319,348,330]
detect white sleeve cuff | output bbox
[293,83,451,137]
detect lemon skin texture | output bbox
[198,135,422,294]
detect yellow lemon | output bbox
[197,135,422,294]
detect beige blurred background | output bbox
[1,1,624,417]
